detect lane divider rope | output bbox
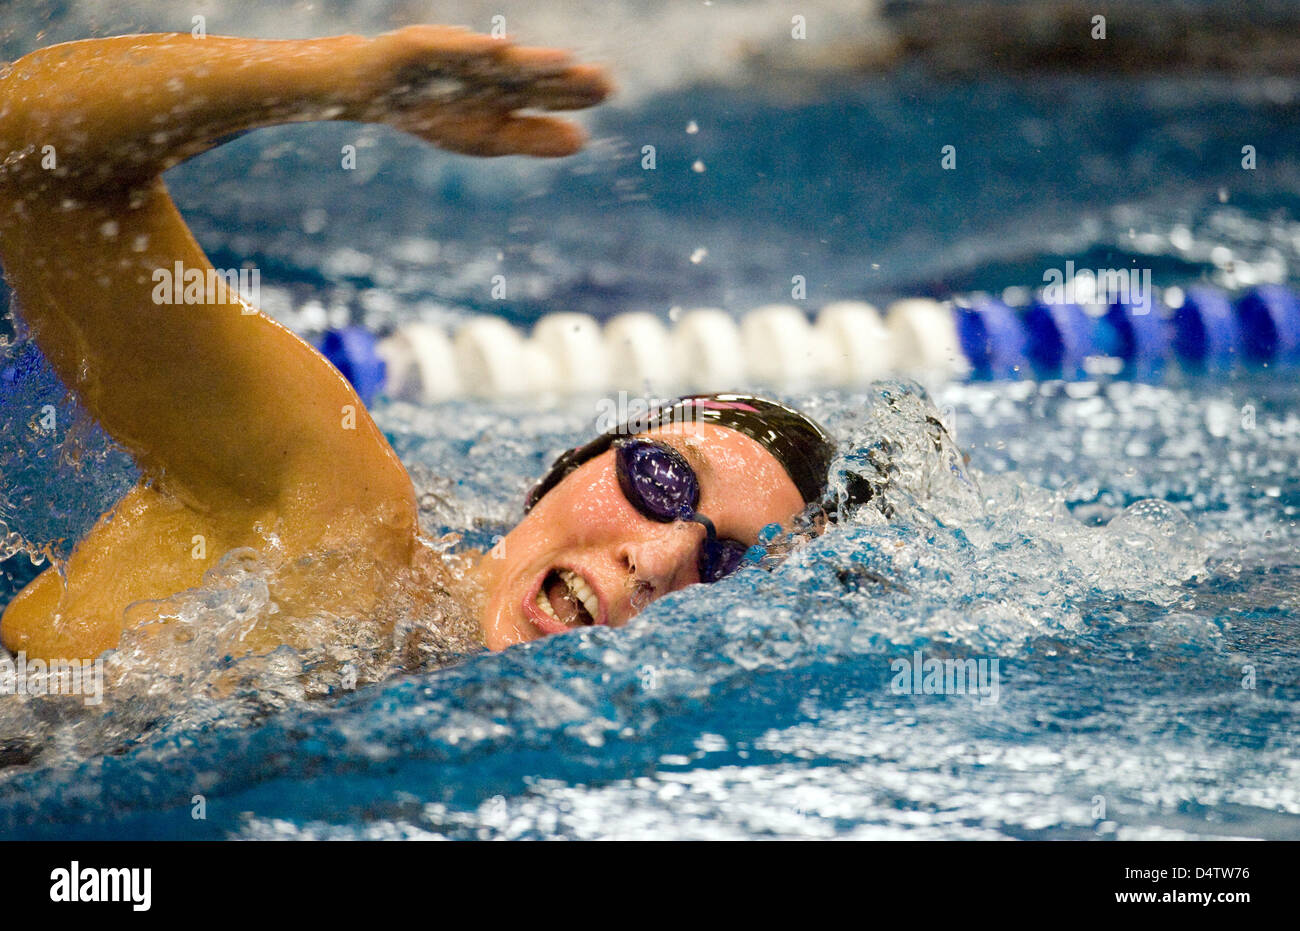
[314,284,1300,404]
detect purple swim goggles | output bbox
[613,436,751,583]
[525,393,837,584]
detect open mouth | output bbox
[527,567,601,633]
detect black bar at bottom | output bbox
[8,840,1286,917]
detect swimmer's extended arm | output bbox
[0,29,609,192]
[0,29,610,511]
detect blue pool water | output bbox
[3,376,1297,839]
[2,1,1300,839]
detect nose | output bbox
[617,520,705,599]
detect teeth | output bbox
[559,569,600,624]
[535,588,559,619]
[534,570,601,626]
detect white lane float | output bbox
[603,312,679,394]
[320,285,1293,403]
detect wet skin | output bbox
[474,423,806,649]
[0,26,805,662]
[0,27,621,661]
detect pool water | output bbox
[2,374,1296,839]
[2,2,1300,839]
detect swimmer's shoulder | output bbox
[0,433,420,663]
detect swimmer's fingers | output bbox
[489,47,613,110]
[393,109,588,157]
[517,63,613,112]
[360,25,611,156]
[376,25,609,87]
[365,26,613,115]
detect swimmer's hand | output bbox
[357,26,613,157]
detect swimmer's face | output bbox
[474,422,805,649]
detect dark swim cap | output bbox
[524,393,836,511]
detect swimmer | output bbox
[0,26,836,665]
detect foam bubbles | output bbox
[1,374,1292,839]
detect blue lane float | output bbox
[317,326,386,406]
[955,298,1029,380]
[1173,286,1241,373]
[1022,300,1096,380]
[1101,296,1169,380]
[310,284,1300,399]
[1236,284,1300,368]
